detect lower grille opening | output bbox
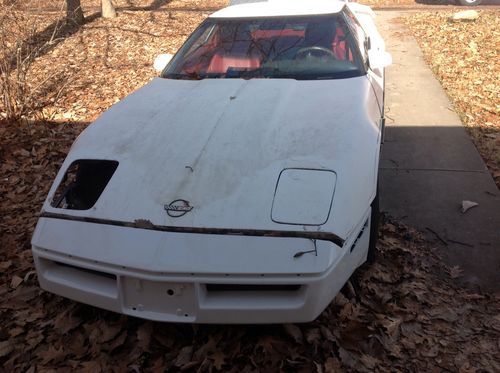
[206,284,301,292]
[53,261,116,280]
[39,258,118,299]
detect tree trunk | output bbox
[101,0,117,18]
[66,0,85,25]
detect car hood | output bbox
[44,77,380,241]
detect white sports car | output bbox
[32,0,391,323]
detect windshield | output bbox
[163,14,366,80]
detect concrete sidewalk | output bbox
[376,11,500,291]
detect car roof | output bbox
[210,0,346,19]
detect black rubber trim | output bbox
[40,211,345,247]
[206,284,301,292]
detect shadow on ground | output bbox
[380,124,500,292]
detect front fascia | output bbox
[31,210,371,323]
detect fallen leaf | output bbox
[0,340,13,358]
[338,347,358,368]
[108,330,128,353]
[0,260,12,270]
[461,200,479,213]
[137,322,153,350]
[210,350,226,370]
[10,275,23,289]
[324,357,342,372]
[305,328,322,345]
[54,309,82,334]
[38,345,66,365]
[360,354,379,369]
[174,345,194,368]
[283,324,303,344]
[449,265,464,279]
[319,325,336,342]
[80,361,102,373]
[381,316,402,339]
[9,327,24,338]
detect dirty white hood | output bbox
[44,77,380,240]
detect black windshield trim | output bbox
[164,71,366,81]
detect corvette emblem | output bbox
[164,199,193,217]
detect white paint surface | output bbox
[272,168,336,225]
[32,0,390,323]
[214,0,345,18]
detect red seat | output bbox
[332,30,353,61]
[207,53,261,74]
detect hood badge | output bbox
[164,199,193,217]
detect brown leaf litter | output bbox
[1,128,499,371]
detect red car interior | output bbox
[181,25,354,75]
[207,54,261,73]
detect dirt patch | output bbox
[405,11,500,186]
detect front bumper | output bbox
[31,215,370,323]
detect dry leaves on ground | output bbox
[1,0,225,122]
[1,177,499,372]
[405,11,500,186]
[7,0,228,12]
[0,120,499,371]
[22,8,211,122]
[0,119,85,256]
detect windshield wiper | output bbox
[164,72,204,80]
[224,67,286,79]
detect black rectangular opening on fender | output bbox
[206,284,301,292]
[51,160,118,210]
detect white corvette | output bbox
[32,0,391,323]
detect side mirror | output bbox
[153,53,173,73]
[368,50,392,70]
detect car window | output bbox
[343,8,368,66]
[183,24,217,57]
[163,14,366,80]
